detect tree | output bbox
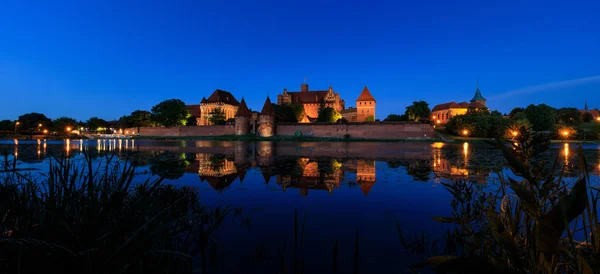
[384,114,407,121]
[316,107,341,123]
[0,120,13,131]
[186,116,198,126]
[512,112,528,121]
[130,110,154,127]
[445,110,509,138]
[364,115,375,122]
[52,117,79,132]
[581,112,594,123]
[207,108,226,125]
[508,108,525,119]
[525,104,556,131]
[555,107,581,125]
[16,112,52,131]
[150,99,190,127]
[274,104,305,122]
[405,101,431,121]
[86,117,108,131]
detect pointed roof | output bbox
[585,99,589,111]
[470,88,486,102]
[356,86,376,102]
[235,98,252,117]
[236,165,248,183]
[205,89,240,106]
[358,181,375,196]
[261,167,272,184]
[201,97,207,104]
[260,97,275,116]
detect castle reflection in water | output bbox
[8,139,599,195]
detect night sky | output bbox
[1,0,599,121]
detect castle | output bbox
[276,82,376,123]
[431,85,487,124]
[188,82,377,127]
[276,82,345,122]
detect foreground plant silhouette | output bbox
[0,152,236,273]
[400,127,599,273]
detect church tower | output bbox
[470,81,487,107]
[356,86,376,122]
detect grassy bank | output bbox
[0,133,88,140]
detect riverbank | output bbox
[0,134,88,140]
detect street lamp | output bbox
[511,131,518,137]
[66,127,72,133]
[14,121,20,132]
[561,130,570,139]
[43,129,48,134]
[462,129,469,137]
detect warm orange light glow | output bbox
[436,120,441,124]
[38,123,42,127]
[431,142,445,149]
[462,129,469,136]
[597,117,600,121]
[511,131,518,137]
[43,129,48,134]
[15,122,20,125]
[562,131,569,136]
[66,127,72,132]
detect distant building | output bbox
[277,82,345,122]
[431,85,487,124]
[339,86,377,122]
[195,89,240,126]
[579,99,600,121]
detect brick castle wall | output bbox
[126,122,433,139]
[276,122,434,139]
[125,125,235,137]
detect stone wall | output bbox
[276,122,434,139]
[126,122,433,139]
[125,125,235,137]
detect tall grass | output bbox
[400,126,600,273]
[0,151,234,273]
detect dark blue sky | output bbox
[1,0,599,121]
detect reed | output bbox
[0,151,233,273]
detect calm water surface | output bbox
[2,139,600,272]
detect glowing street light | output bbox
[511,131,518,137]
[43,129,48,134]
[66,127,72,132]
[562,130,569,137]
[14,121,20,132]
[597,117,600,121]
[462,129,469,137]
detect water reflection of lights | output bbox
[65,139,71,154]
[14,139,18,145]
[564,143,570,165]
[463,142,469,156]
[431,142,444,149]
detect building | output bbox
[579,100,600,121]
[431,86,487,124]
[196,89,240,126]
[339,86,377,122]
[277,82,345,121]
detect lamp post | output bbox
[561,130,570,140]
[14,121,20,132]
[462,129,469,138]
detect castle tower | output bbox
[258,97,275,137]
[356,160,376,196]
[470,81,487,107]
[235,98,251,135]
[356,86,376,122]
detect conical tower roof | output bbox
[471,88,486,102]
[235,98,252,117]
[356,86,376,101]
[260,97,275,116]
[201,97,207,104]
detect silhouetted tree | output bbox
[16,113,52,131]
[384,114,407,121]
[525,104,556,131]
[581,112,594,123]
[208,108,226,125]
[151,99,190,127]
[0,120,13,131]
[85,117,108,131]
[316,107,341,123]
[405,101,431,121]
[52,117,79,132]
[555,107,581,125]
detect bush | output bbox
[445,111,509,138]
